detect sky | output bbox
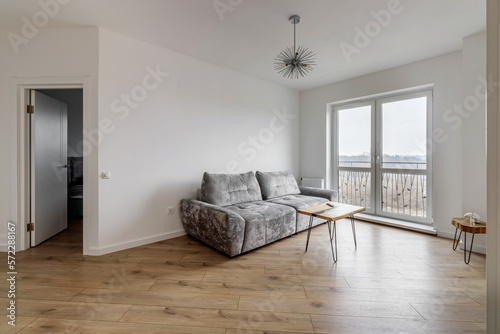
[338,96,427,157]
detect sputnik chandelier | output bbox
[274,15,316,79]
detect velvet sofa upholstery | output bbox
[180,170,336,257]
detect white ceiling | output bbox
[0,0,486,91]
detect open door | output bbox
[29,90,68,246]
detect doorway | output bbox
[331,90,433,224]
[13,77,93,255]
[29,89,83,247]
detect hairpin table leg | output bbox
[452,227,462,250]
[463,232,475,265]
[452,227,475,264]
[350,215,357,248]
[305,215,314,252]
[326,220,337,262]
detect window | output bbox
[332,90,432,224]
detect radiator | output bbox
[300,177,324,188]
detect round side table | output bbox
[451,217,486,264]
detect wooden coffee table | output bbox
[298,202,365,262]
[451,217,487,264]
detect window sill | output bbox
[354,213,436,235]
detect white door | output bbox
[375,92,432,223]
[334,102,375,213]
[30,90,68,246]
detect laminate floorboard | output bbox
[1,217,486,333]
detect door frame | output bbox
[329,88,433,224]
[374,90,433,224]
[487,0,500,330]
[11,76,94,254]
[332,101,376,214]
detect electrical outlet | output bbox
[167,207,175,215]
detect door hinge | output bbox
[27,223,34,232]
[27,105,34,114]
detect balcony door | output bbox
[332,90,432,224]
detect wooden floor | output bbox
[1,218,486,333]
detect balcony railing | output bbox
[338,169,427,219]
[381,172,427,218]
[338,170,371,208]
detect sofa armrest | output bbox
[299,186,337,201]
[180,199,245,257]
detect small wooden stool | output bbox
[451,217,486,264]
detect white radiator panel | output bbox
[300,177,324,188]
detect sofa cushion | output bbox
[267,194,328,232]
[256,170,301,200]
[200,171,262,207]
[266,194,327,211]
[225,201,296,253]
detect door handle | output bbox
[61,164,70,168]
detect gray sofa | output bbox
[180,170,336,257]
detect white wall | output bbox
[1,27,298,255]
[462,33,487,252]
[299,51,466,239]
[0,28,99,250]
[96,29,299,253]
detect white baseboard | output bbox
[0,230,187,255]
[438,230,458,240]
[438,230,486,255]
[355,213,437,235]
[88,229,186,256]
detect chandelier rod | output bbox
[293,21,296,54]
